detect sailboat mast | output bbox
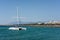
[17,7,19,26]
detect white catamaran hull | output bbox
[8,27,26,30]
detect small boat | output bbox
[9,27,26,30]
[8,7,27,30]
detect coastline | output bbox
[0,24,60,27]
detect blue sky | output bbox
[0,0,60,24]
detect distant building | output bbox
[37,23,41,24]
[46,21,60,24]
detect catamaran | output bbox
[8,8,26,30]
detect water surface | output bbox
[0,26,60,40]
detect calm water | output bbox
[0,26,60,40]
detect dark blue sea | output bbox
[0,26,60,40]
